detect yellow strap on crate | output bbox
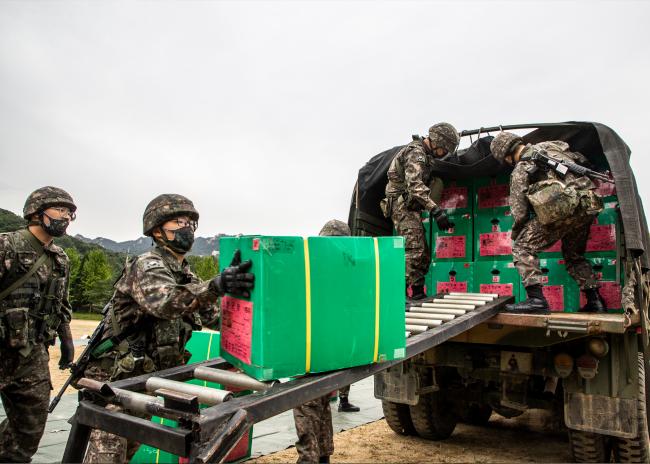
[304,238,312,373]
[373,237,380,362]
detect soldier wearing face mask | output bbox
[82,194,255,464]
[0,186,76,463]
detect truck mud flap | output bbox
[374,364,419,405]
[565,391,637,438]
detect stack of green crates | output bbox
[426,180,474,296]
[472,175,522,301]
[131,331,253,464]
[219,236,407,381]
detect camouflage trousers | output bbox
[513,212,598,289]
[82,362,145,464]
[293,395,334,463]
[0,344,51,463]
[391,202,430,287]
[339,385,350,398]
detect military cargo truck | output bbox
[350,122,650,462]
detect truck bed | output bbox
[489,310,637,334]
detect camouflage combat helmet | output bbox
[428,122,460,154]
[23,186,77,219]
[143,194,199,236]
[319,219,351,237]
[490,131,524,163]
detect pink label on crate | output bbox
[478,184,509,208]
[587,224,616,252]
[543,286,564,311]
[594,179,616,197]
[440,186,469,209]
[479,231,512,256]
[579,281,622,309]
[435,235,466,258]
[437,281,468,293]
[545,240,562,253]
[480,283,513,296]
[221,296,253,364]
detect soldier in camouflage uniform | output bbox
[0,186,76,463]
[83,194,254,463]
[491,132,607,314]
[292,219,351,463]
[382,123,460,299]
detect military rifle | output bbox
[48,312,112,413]
[529,149,615,184]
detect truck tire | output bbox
[612,353,650,463]
[569,430,610,463]
[461,403,493,426]
[409,392,457,440]
[382,400,417,436]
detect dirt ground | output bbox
[252,411,573,463]
[49,319,99,392]
[53,321,572,462]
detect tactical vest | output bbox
[521,143,603,225]
[105,251,201,380]
[385,139,436,209]
[0,229,67,354]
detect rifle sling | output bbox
[0,229,49,301]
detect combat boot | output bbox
[409,285,427,301]
[504,285,550,314]
[579,288,607,313]
[338,396,360,412]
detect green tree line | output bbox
[64,248,220,312]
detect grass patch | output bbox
[72,312,103,321]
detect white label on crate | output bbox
[394,348,406,359]
[605,202,617,209]
[393,238,404,248]
[263,368,274,378]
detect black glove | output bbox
[431,206,452,231]
[58,322,75,370]
[511,223,524,241]
[210,249,255,298]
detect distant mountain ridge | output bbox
[0,207,223,257]
[75,234,224,256]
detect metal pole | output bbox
[433,298,486,306]
[405,318,443,327]
[405,324,428,333]
[146,377,233,406]
[409,308,466,316]
[193,367,273,392]
[449,292,498,298]
[421,302,476,310]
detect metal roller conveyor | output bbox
[145,377,233,406]
[193,367,273,392]
[442,295,495,302]
[405,324,428,333]
[405,312,447,320]
[433,298,486,306]
[409,308,466,315]
[409,307,466,318]
[449,292,498,298]
[421,302,476,310]
[412,312,456,321]
[405,318,442,327]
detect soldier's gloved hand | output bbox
[431,206,452,231]
[210,249,255,298]
[511,222,524,241]
[57,322,75,370]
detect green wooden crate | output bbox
[431,213,473,261]
[474,212,514,260]
[472,260,523,302]
[426,261,473,296]
[439,179,473,215]
[131,331,253,464]
[474,175,511,214]
[219,236,406,381]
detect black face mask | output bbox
[161,226,195,253]
[41,213,69,237]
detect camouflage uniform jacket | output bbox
[385,139,439,212]
[510,141,597,232]
[89,246,220,379]
[0,228,71,349]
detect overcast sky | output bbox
[1,1,649,241]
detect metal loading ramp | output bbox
[63,294,513,463]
